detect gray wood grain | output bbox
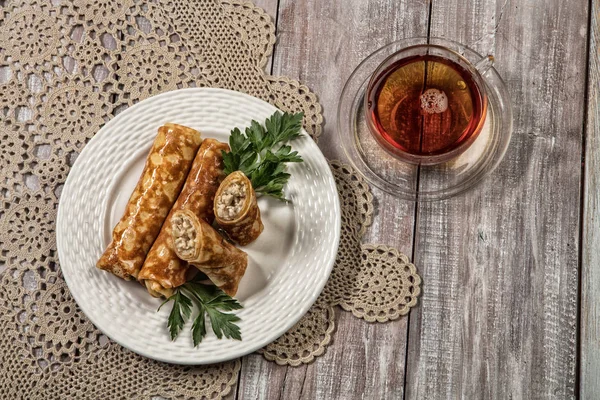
[581,0,600,398]
[236,1,429,399]
[405,0,587,399]
[251,0,278,22]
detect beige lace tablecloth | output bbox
[0,0,421,398]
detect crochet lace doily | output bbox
[0,0,421,397]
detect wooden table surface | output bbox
[229,0,599,399]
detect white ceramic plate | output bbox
[56,88,340,365]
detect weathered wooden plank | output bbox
[581,1,600,398]
[236,1,430,399]
[405,0,587,399]
[251,0,278,22]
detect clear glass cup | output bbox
[364,44,494,165]
[337,37,512,201]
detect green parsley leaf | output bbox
[223,111,304,199]
[158,290,193,341]
[238,151,259,176]
[264,111,283,146]
[159,283,243,346]
[206,307,241,340]
[264,111,303,146]
[264,146,303,163]
[246,120,267,152]
[229,127,247,154]
[191,302,207,347]
[222,150,240,176]
[269,112,303,145]
[207,292,244,312]
[183,283,243,345]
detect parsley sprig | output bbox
[158,283,242,346]
[222,111,304,199]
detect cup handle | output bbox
[474,55,495,75]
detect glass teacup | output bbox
[364,44,494,165]
[337,37,512,201]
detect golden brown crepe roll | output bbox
[171,209,248,296]
[213,171,264,246]
[96,124,202,280]
[138,139,229,298]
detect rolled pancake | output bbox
[138,139,229,298]
[171,209,248,296]
[96,123,202,280]
[213,171,264,246]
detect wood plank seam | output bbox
[580,0,598,398]
[403,1,433,398]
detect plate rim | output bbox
[56,87,341,364]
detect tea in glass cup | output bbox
[365,45,490,165]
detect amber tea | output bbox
[366,54,487,163]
